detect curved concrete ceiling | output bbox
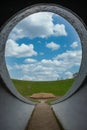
[0,3,87,130]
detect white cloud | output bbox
[70,41,79,48]
[8,28,25,40]
[65,71,73,79]
[24,58,37,63]
[53,24,67,36]
[5,39,37,58]
[46,42,60,51]
[12,62,60,81]
[8,12,67,40]
[7,48,82,81]
[54,50,82,67]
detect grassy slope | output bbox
[12,78,75,97]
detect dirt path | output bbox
[28,100,61,130]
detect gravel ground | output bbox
[28,100,61,130]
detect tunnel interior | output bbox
[0,3,87,130]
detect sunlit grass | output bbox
[13,78,75,97]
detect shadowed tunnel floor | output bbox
[28,100,61,130]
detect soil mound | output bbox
[30,93,56,99]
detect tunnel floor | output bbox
[27,100,61,130]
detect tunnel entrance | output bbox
[5,11,82,103]
[0,3,86,103]
[0,3,87,130]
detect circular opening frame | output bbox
[0,3,87,104]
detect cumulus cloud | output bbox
[65,71,73,79]
[70,41,79,48]
[12,61,60,81]
[54,50,82,66]
[8,12,67,40]
[24,58,37,63]
[8,48,82,81]
[53,24,67,36]
[5,39,37,58]
[46,42,60,51]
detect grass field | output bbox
[12,78,75,97]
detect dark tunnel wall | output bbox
[0,79,34,130]
[0,0,87,27]
[0,1,87,130]
[52,78,87,130]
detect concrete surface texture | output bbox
[0,80,34,130]
[52,82,87,130]
[0,4,87,130]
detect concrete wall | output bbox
[0,78,34,130]
[52,77,87,130]
[0,3,87,130]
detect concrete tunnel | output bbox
[0,3,87,130]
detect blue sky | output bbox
[5,12,82,81]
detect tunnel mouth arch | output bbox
[0,3,87,104]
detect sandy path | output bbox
[28,100,61,130]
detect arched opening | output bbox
[0,3,87,130]
[5,11,82,103]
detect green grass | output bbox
[12,78,75,97]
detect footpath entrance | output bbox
[28,100,61,130]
